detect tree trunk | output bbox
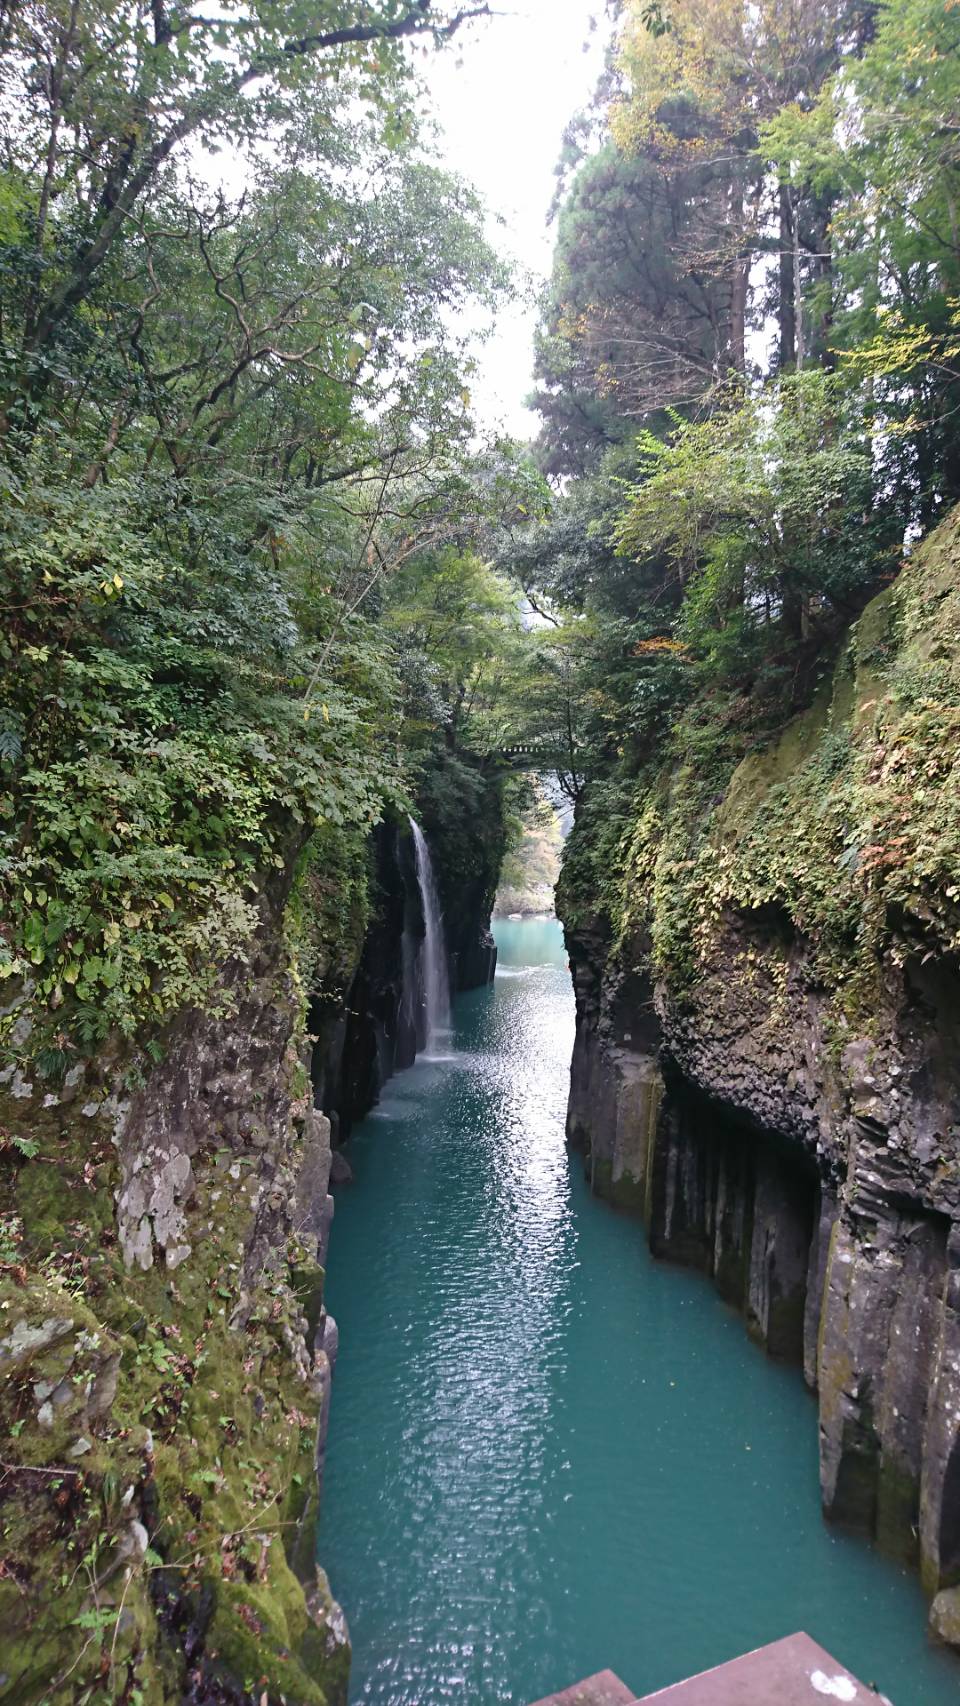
[806,190,835,370]
[778,185,796,371]
[729,172,748,376]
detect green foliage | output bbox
[385,546,527,755]
[287,823,372,1004]
[762,0,960,517]
[569,507,960,1029]
[496,785,563,914]
[0,468,401,1063]
[530,143,741,476]
[0,0,490,433]
[417,752,516,929]
[615,372,893,650]
[522,0,960,845]
[0,0,517,1070]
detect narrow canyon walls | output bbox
[0,809,497,1703]
[560,505,960,1648]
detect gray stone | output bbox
[563,838,960,1637]
[0,1315,74,1375]
[930,1586,960,1646]
[329,1149,354,1186]
[321,1312,340,1371]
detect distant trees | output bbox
[531,143,743,474]
[509,0,960,791]
[765,0,960,519]
[531,0,877,481]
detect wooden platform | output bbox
[528,1670,636,1706]
[528,1634,884,1706]
[635,1632,880,1704]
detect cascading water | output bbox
[408,817,451,1051]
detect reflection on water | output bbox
[319,918,960,1706]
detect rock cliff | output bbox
[0,858,349,1706]
[560,505,960,1646]
[312,813,498,1141]
[0,804,497,1703]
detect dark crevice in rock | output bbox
[939,1440,960,1586]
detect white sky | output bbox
[423,2,610,439]
[200,4,607,441]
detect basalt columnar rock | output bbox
[560,505,960,1647]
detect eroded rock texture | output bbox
[0,801,501,1702]
[561,507,960,1648]
[0,866,349,1706]
[566,918,960,1640]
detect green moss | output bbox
[564,503,960,1035]
[288,821,371,1007]
[302,1567,350,1706]
[875,1458,921,1565]
[590,1157,648,1216]
[205,1569,329,1706]
[0,1050,343,1705]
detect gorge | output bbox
[3,0,960,1700]
[557,506,960,1656]
[319,916,960,1705]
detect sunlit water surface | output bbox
[319,917,959,1705]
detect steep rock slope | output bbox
[560,505,960,1643]
[0,806,498,1703]
[0,861,348,1706]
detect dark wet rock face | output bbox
[311,819,496,1145]
[559,507,960,1649]
[329,1150,354,1187]
[564,902,960,1649]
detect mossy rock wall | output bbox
[0,868,348,1706]
[1,767,510,1703]
[559,504,960,1651]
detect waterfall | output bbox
[408,817,451,1050]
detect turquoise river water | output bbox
[318,917,960,1705]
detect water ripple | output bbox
[319,919,960,1706]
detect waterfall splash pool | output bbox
[318,917,959,1705]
